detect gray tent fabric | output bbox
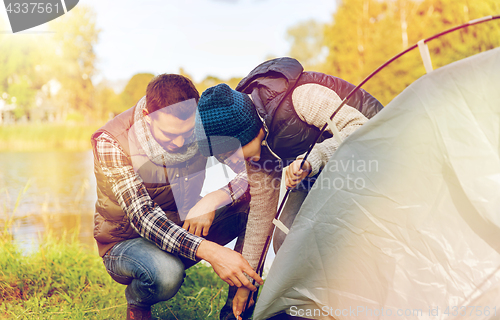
[254,47,500,320]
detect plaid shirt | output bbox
[95,132,204,261]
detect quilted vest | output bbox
[235,57,383,166]
[91,105,207,256]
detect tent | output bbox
[254,46,500,320]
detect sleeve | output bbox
[95,133,203,261]
[240,161,282,273]
[215,156,250,203]
[292,83,368,176]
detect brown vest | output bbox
[91,106,207,256]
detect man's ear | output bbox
[142,108,151,124]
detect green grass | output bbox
[0,181,250,319]
[153,263,229,320]
[0,124,102,151]
[0,231,126,319]
[0,230,231,319]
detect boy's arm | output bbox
[292,83,368,176]
[239,160,282,271]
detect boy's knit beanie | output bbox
[195,83,262,156]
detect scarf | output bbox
[133,96,199,166]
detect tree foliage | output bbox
[0,6,100,122]
[286,19,326,69]
[0,19,52,119]
[47,6,99,119]
[194,75,243,94]
[120,73,155,110]
[289,0,500,106]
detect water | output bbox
[0,150,97,250]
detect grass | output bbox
[0,184,233,319]
[0,231,127,319]
[0,229,231,319]
[0,123,102,151]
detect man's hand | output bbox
[233,287,254,320]
[182,190,230,237]
[285,159,311,189]
[196,240,263,291]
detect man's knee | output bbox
[153,255,186,301]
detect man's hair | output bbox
[146,74,199,120]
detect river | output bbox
[0,150,97,250]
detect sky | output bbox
[79,0,338,84]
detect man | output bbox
[91,74,263,320]
[195,57,383,319]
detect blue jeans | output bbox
[103,202,248,309]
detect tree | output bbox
[319,0,500,106]
[0,6,100,122]
[196,75,224,94]
[94,83,121,120]
[120,73,155,110]
[322,0,394,102]
[226,77,243,90]
[286,19,327,70]
[0,18,53,120]
[47,5,100,120]
[178,68,242,94]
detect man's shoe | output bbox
[126,305,152,320]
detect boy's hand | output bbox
[233,287,254,320]
[285,159,311,189]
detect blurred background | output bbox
[0,0,499,251]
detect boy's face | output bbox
[144,110,195,153]
[226,128,265,163]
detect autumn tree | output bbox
[318,0,500,105]
[0,6,100,122]
[120,73,155,110]
[196,75,224,94]
[47,5,100,120]
[0,19,55,119]
[178,68,241,94]
[286,19,326,70]
[93,83,121,120]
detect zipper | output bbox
[259,115,283,170]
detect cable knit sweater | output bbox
[241,83,368,272]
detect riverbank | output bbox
[0,231,229,319]
[0,124,103,151]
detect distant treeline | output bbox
[0,124,99,151]
[288,0,500,106]
[1,0,499,133]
